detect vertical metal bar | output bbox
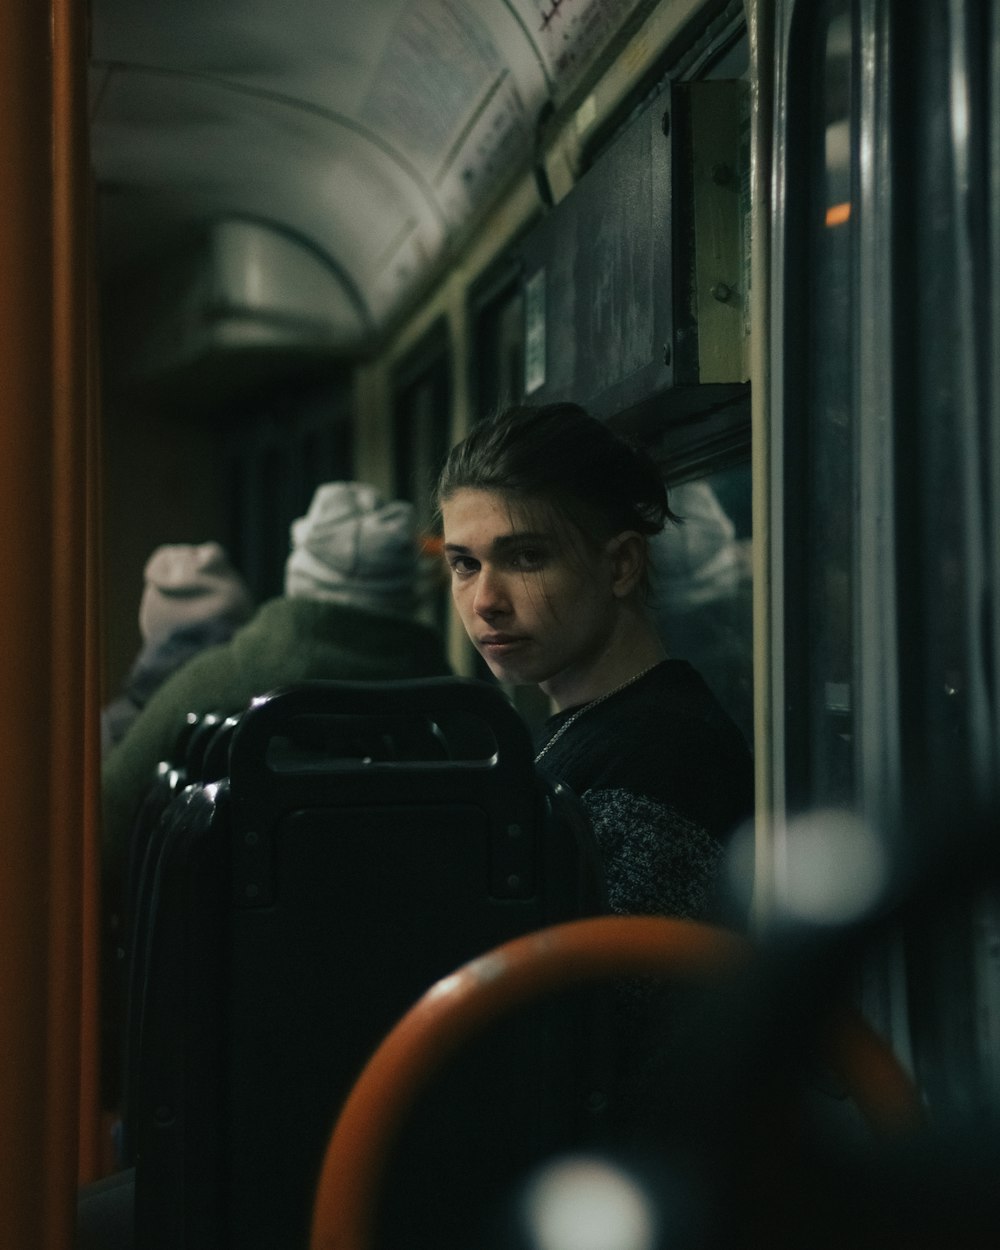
[744,0,776,927]
[855,0,900,851]
[946,0,994,803]
[754,0,790,927]
[851,0,914,1073]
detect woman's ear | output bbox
[607,531,646,598]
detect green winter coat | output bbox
[101,596,452,885]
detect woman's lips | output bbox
[479,634,528,656]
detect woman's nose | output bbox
[473,567,508,619]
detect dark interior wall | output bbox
[100,394,227,700]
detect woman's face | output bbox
[441,488,621,699]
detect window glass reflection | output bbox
[651,464,753,750]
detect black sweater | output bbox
[533,660,753,920]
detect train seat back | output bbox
[118,775,227,1170]
[120,711,203,934]
[199,712,242,783]
[128,677,607,1250]
[130,780,228,1243]
[106,711,207,1137]
[119,709,237,1041]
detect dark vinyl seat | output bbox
[199,712,242,784]
[120,710,235,979]
[104,712,204,1124]
[126,677,607,1250]
[120,710,205,941]
[182,710,226,779]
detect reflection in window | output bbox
[651,465,753,750]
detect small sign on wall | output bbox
[524,268,546,395]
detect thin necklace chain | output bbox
[533,663,660,764]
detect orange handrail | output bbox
[309,915,922,1250]
[310,916,745,1250]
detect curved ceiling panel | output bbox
[94,67,449,323]
[90,0,649,364]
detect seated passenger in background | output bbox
[101,542,254,754]
[437,403,753,923]
[101,482,452,896]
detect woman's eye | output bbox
[512,547,545,570]
[448,556,478,577]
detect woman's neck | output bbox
[541,612,667,713]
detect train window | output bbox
[786,0,992,812]
[392,323,452,634]
[779,0,1000,1115]
[297,430,323,512]
[392,321,451,524]
[469,261,526,420]
[654,462,753,750]
[222,379,354,602]
[783,0,857,812]
[257,439,293,600]
[896,21,994,811]
[225,450,250,588]
[291,381,355,519]
[885,1,1000,1115]
[223,422,289,604]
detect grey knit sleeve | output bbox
[582,787,723,921]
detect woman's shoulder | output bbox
[642,659,749,748]
[557,659,752,836]
[642,657,719,704]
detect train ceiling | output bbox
[89,0,652,383]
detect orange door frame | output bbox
[0,0,102,1246]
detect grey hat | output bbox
[284,482,417,614]
[139,542,253,645]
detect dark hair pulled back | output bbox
[435,402,677,543]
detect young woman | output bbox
[437,402,753,923]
